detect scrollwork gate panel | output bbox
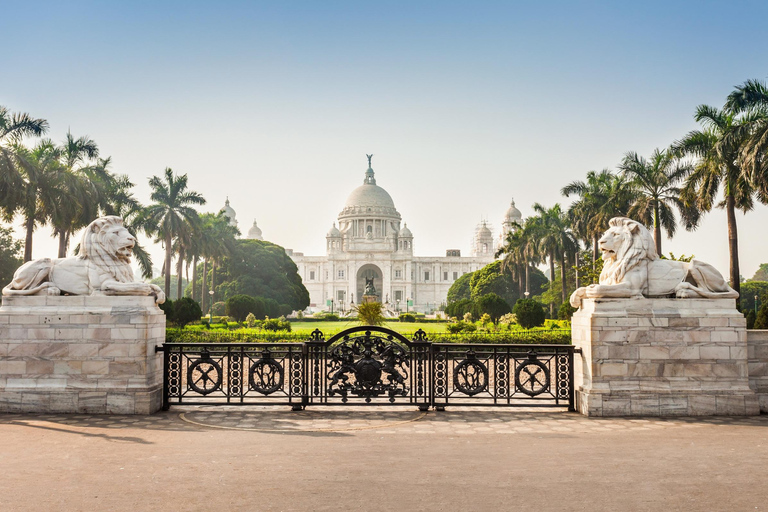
[160,327,574,411]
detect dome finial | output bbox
[225,196,230,206]
[364,154,376,185]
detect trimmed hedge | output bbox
[166,328,571,345]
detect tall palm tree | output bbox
[52,131,100,257]
[9,141,73,261]
[496,220,539,298]
[619,149,696,255]
[672,104,756,296]
[143,168,206,296]
[199,212,239,310]
[532,203,578,304]
[98,166,154,279]
[561,170,634,269]
[724,79,768,198]
[0,106,48,216]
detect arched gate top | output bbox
[308,325,430,345]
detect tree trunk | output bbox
[164,231,172,297]
[176,245,184,300]
[201,259,208,312]
[517,264,524,297]
[548,252,555,289]
[560,253,567,304]
[574,250,580,289]
[653,202,662,256]
[726,191,740,299]
[211,260,217,309]
[592,235,599,270]
[191,255,198,301]
[24,216,34,262]
[525,265,530,295]
[57,231,68,258]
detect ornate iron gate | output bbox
[159,326,576,411]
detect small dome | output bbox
[478,222,492,238]
[505,199,522,221]
[327,222,340,237]
[247,219,263,240]
[219,197,237,227]
[399,223,412,237]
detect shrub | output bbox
[211,301,226,316]
[755,304,768,329]
[158,299,175,323]
[446,322,464,334]
[558,302,578,320]
[499,313,516,325]
[399,313,416,323]
[463,312,473,322]
[353,302,385,326]
[246,312,258,328]
[477,293,511,322]
[226,294,259,322]
[174,297,202,329]
[263,317,292,332]
[446,321,477,333]
[513,299,546,329]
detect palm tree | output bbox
[9,141,73,261]
[561,170,634,269]
[672,104,756,296]
[198,212,239,311]
[619,149,696,255]
[532,203,578,304]
[52,131,100,257]
[143,168,206,296]
[724,79,768,198]
[98,166,154,279]
[496,221,534,298]
[0,106,48,219]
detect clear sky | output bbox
[3,1,768,278]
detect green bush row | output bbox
[166,328,571,345]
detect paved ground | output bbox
[1,407,767,511]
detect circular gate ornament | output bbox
[515,358,550,397]
[187,357,222,395]
[453,359,488,396]
[249,358,284,395]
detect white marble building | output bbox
[286,157,522,314]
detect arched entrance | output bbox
[356,264,383,303]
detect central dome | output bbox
[344,183,396,210]
[338,159,401,220]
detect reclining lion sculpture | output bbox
[570,217,737,308]
[3,216,165,304]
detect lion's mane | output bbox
[78,216,135,283]
[599,217,657,285]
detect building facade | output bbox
[287,157,522,314]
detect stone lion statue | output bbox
[570,217,737,308]
[3,216,165,303]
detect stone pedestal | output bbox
[572,298,759,416]
[362,295,378,304]
[0,295,164,414]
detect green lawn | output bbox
[290,320,448,335]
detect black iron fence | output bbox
[159,326,576,411]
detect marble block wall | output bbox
[0,295,164,414]
[572,298,759,417]
[747,330,768,413]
